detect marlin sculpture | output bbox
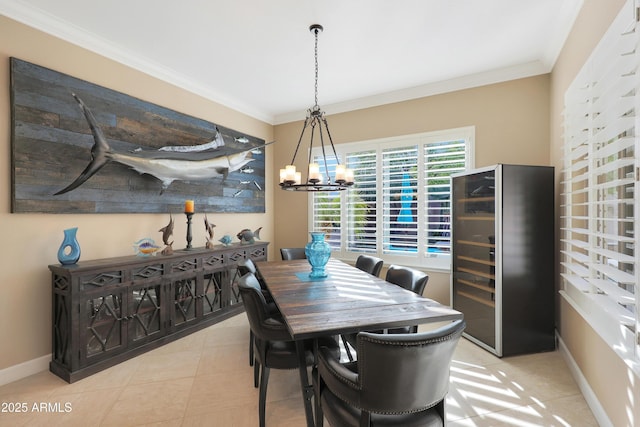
[54,94,271,195]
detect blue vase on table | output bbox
[57,227,81,265]
[305,232,331,278]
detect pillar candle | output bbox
[185,200,195,213]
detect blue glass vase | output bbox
[305,232,331,278]
[57,227,81,265]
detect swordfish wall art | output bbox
[10,58,267,214]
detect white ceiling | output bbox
[1,0,583,124]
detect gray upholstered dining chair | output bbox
[235,258,278,367]
[354,254,384,277]
[233,258,267,302]
[315,320,465,427]
[238,272,338,427]
[280,247,307,260]
[342,264,430,360]
[385,264,429,296]
[385,265,429,334]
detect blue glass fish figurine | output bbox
[218,235,232,246]
[133,238,161,256]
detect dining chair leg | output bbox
[296,340,315,427]
[360,410,371,427]
[254,359,260,388]
[435,399,446,424]
[341,335,354,362]
[249,330,254,366]
[314,364,324,427]
[259,365,270,427]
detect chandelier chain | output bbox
[314,27,319,108]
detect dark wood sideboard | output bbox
[48,242,268,383]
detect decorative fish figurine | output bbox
[237,227,262,244]
[235,136,249,144]
[204,215,216,249]
[159,214,174,246]
[54,94,273,195]
[218,235,232,246]
[133,238,161,256]
[159,214,174,255]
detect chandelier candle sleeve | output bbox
[185,200,194,213]
[308,163,322,183]
[345,168,355,183]
[280,165,297,184]
[335,165,346,183]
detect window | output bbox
[561,0,639,371]
[309,127,474,271]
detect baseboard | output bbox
[556,334,612,427]
[0,354,50,387]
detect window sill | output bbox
[560,289,640,379]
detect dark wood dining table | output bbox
[255,258,463,427]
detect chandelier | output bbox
[279,24,355,191]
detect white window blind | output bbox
[346,150,377,252]
[310,128,473,270]
[424,139,468,255]
[310,157,341,248]
[561,0,640,370]
[382,145,419,254]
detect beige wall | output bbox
[274,75,550,306]
[0,16,274,372]
[3,5,638,425]
[550,1,639,426]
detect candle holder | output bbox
[185,212,194,250]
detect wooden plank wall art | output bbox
[10,58,267,214]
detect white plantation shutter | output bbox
[346,150,377,252]
[382,145,419,254]
[309,127,473,270]
[561,0,639,369]
[310,156,341,249]
[424,139,468,255]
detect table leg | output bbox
[296,340,315,427]
[313,339,324,427]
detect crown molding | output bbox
[274,60,549,125]
[2,0,580,127]
[0,0,275,124]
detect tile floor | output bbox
[0,314,598,427]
